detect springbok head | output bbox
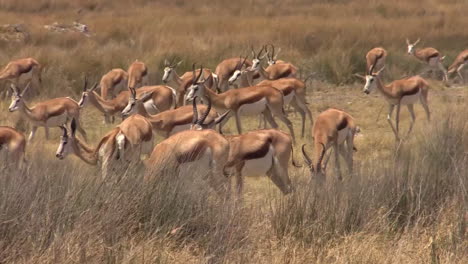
[267,44,281,66]
[8,82,31,112]
[185,64,208,102]
[228,56,249,85]
[78,76,99,107]
[301,144,329,179]
[190,96,231,131]
[363,55,385,94]
[121,88,153,117]
[250,45,267,70]
[162,58,183,83]
[56,119,77,160]
[406,38,420,55]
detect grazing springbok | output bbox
[121,89,230,137]
[301,108,358,181]
[0,57,41,97]
[366,47,387,75]
[56,115,153,178]
[185,66,296,142]
[143,117,230,196]
[99,68,128,99]
[127,60,148,90]
[361,60,430,140]
[406,38,448,81]
[447,49,468,84]
[78,80,175,123]
[224,129,294,195]
[0,126,26,169]
[256,78,313,137]
[162,60,217,106]
[8,83,87,141]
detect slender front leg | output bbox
[28,126,38,141]
[386,105,399,140]
[395,103,401,135]
[437,62,448,82]
[405,104,416,138]
[334,143,342,181]
[234,111,243,135]
[44,126,49,140]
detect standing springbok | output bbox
[224,129,294,195]
[406,38,448,81]
[0,126,26,169]
[256,78,313,137]
[0,57,41,98]
[79,80,175,123]
[121,89,230,138]
[127,60,148,90]
[99,68,128,100]
[447,49,468,84]
[361,61,430,140]
[185,66,296,142]
[56,115,153,178]
[366,47,387,75]
[301,108,358,181]
[162,60,217,106]
[8,83,87,141]
[143,116,230,196]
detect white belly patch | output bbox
[238,98,267,116]
[45,113,68,127]
[283,91,295,106]
[337,127,349,145]
[178,148,212,177]
[400,91,420,105]
[241,146,273,177]
[144,99,159,115]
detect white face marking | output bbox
[8,96,21,112]
[122,98,136,117]
[407,44,415,55]
[228,70,241,84]
[78,92,88,107]
[252,59,260,70]
[241,147,273,177]
[363,75,376,94]
[56,135,71,159]
[185,84,200,102]
[162,67,172,82]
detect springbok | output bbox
[406,38,448,81]
[266,44,286,66]
[256,78,313,137]
[8,83,87,141]
[0,57,41,97]
[0,126,26,169]
[143,116,230,196]
[121,89,230,137]
[127,60,148,90]
[360,60,430,140]
[162,60,217,106]
[366,47,387,75]
[301,108,358,181]
[224,129,294,195]
[185,66,296,142]
[56,115,153,178]
[447,49,468,84]
[99,68,128,100]
[78,80,175,123]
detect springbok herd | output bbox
[0,41,467,196]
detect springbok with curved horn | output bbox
[224,129,294,195]
[406,38,448,81]
[185,65,296,142]
[127,60,148,90]
[215,47,266,92]
[0,57,41,98]
[99,68,128,100]
[121,89,229,138]
[266,44,286,66]
[56,113,153,177]
[361,58,430,140]
[0,126,26,169]
[301,108,358,181]
[162,60,217,106]
[8,82,87,141]
[78,80,175,123]
[447,49,468,84]
[366,47,387,75]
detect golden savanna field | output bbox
[0,0,467,263]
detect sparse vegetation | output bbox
[0,0,467,263]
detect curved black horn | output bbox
[191,63,197,83]
[83,76,88,91]
[130,87,136,99]
[197,96,211,125]
[192,96,199,125]
[257,45,265,59]
[316,143,326,171]
[59,125,68,137]
[301,144,312,167]
[195,65,204,83]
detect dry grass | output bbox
[0,0,467,263]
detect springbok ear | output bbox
[353,73,366,80]
[59,125,68,137]
[406,38,410,45]
[90,83,99,92]
[70,118,77,137]
[20,82,31,97]
[176,60,183,66]
[130,88,136,99]
[9,84,17,94]
[164,59,169,66]
[214,110,230,125]
[375,66,386,75]
[414,38,420,45]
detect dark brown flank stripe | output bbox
[401,87,420,96]
[243,139,271,160]
[176,144,207,163]
[337,118,348,131]
[425,52,440,62]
